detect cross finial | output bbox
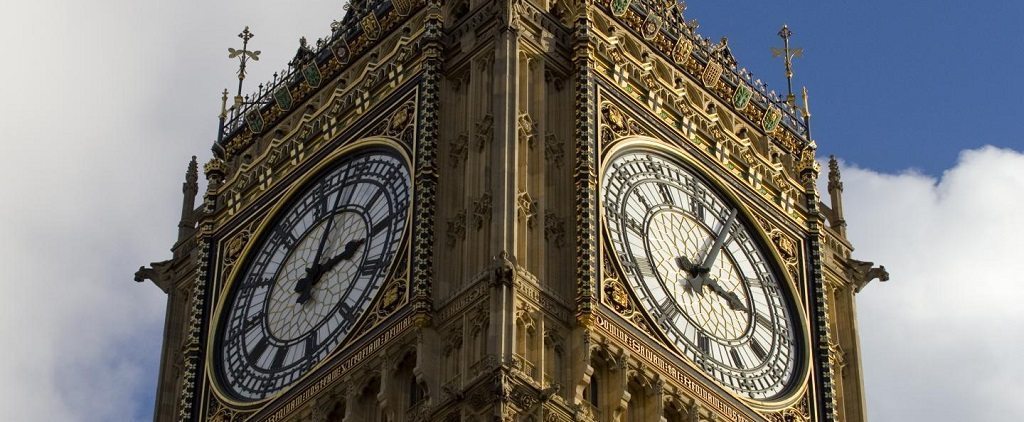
[771,24,803,106]
[227,26,261,103]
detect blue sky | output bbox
[0,1,1021,421]
[690,1,1024,175]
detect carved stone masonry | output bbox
[544,210,566,248]
[475,114,494,152]
[472,192,493,230]
[517,190,539,228]
[450,132,469,168]
[544,133,565,169]
[446,210,467,248]
[518,112,538,150]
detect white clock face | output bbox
[215,150,410,402]
[602,151,800,400]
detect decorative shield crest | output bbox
[732,83,753,110]
[641,14,662,39]
[332,39,351,65]
[245,110,265,133]
[302,63,322,88]
[762,106,783,132]
[672,37,694,65]
[273,86,293,110]
[702,60,723,88]
[361,13,382,41]
[611,0,631,16]
[392,0,412,16]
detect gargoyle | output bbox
[848,258,889,293]
[135,259,174,293]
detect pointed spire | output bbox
[178,156,200,242]
[827,155,847,238]
[186,155,199,186]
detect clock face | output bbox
[602,151,800,400]
[215,150,410,402]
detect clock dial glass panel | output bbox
[216,150,410,402]
[602,151,799,400]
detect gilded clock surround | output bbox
[136,0,884,419]
[207,138,415,409]
[595,137,812,412]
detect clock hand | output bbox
[295,191,347,304]
[295,238,366,304]
[696,208,739,273]
[314,239,366,281]
[704,275,748,312]
[676,256,700,278]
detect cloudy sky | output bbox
[0,1,1020,421]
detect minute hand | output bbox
[699,208,739,272]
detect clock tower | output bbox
[138,0,887,420]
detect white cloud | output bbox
[0,1,340,420]
[840,146,1024,421]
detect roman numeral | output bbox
[755,313,773,330]
[370,214,393,237]
[750,338,767,361]
[690,199,705,220]
[697,333,710,355]
[270,346,288,370]
[247,338,269,364]
[364,188,384,209]
[730,348,745,369]
[636,193,651,209]
[245,311,264,329]
[625,217,644,233]
[305,332,318,357]
[336,302,355,318]
[659,185,674,205]
[312,183,330,219]
[360,257,387,276]
[250,277,274,289]
[633,257,656,278]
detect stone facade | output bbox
[137,0,885,420]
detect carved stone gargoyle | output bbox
[135,259,174,293]
[848,258,889,293]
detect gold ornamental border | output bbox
[205,137,415,410]
[597,137,812,413]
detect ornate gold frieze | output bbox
[254,315,417,422]
[216,93,418,225]
[514,270,572,322]
[592,0,810,157]
[437,277,490,322]
[599,250,655,337]
[755,215,803,286]
[763,392,812,422]
[597,91,808,225]
[591,314,759,422]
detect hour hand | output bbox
[676,256,699,276]
[319,239,366,272]
[295,239,365,305]
[705,276,748,312]
[294,266,320,304]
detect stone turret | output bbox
[177,156,199,242]
[827,155,847,238]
